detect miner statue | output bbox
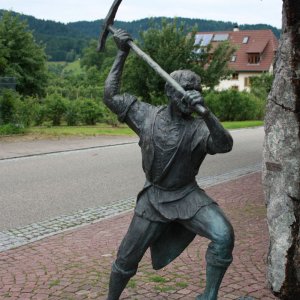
[103,28,234,300]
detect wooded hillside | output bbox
[0,10,281,62]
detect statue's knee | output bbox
[206,225,234,267]
[112,260,137,278]
[223,223,235,250]
[213,223,235,253]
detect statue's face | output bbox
[170,88,196,115]
[166,70,201,116]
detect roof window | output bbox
[194,34,213,46]
[243,36,249,44]
[212,33,229,42]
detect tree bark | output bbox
[263,0,300,298]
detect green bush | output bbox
[250,73,274,100]
[0,90,42,128]
[204,90,264,121]
[13,96,42,127]
[0,123,26,135]
[79,98,103,125]
[65,99,81,126]
[45,93,67,125]
[0,90,20,125]
[31,101,47,126]
[103,106,120,127]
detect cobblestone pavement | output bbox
[0,172,277,300]
[0,163,260,253]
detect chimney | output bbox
[233,25,239,32]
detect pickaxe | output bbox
[98,0,207,115]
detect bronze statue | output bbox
[103,29,234,300]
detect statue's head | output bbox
[165,70,201,115]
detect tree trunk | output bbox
[263,0,300,298]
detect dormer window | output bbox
[231,55,237,62]
[248,53,260,64]
[243,36,249,44]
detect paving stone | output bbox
[0,171,277,299]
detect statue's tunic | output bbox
[112,93,217,222]
[110,93,225,269]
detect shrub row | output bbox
[0,90,118,130]
[0,88,266,135]
[204,89,265,121]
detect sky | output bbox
[1,0,283,28]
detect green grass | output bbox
[28,120,262,137]
[27,124,136,137]
[0,124,26,136]
[222,120,263,129]
[0,120,263,140]
[149,275,167,283]
[49,279,60,288]
[154,285,175,292]
[175,281,189,288]
[127,279,137,289]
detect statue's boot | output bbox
[195,264,227,300]
[106,269,131,300]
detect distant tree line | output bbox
[0,10,281,62]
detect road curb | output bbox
[0,141,138,161]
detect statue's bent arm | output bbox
[200,112,233,154]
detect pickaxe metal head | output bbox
[97,0,123,51]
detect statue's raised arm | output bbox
[104,29,132,110]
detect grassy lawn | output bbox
[27,124,135,137]
[0,120,263,140]
[222,120,263,129]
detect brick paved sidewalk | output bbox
[0,172,277,300]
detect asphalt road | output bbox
[0,127,264,230]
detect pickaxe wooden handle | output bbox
[98,0,208,116]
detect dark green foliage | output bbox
[123,19,195,103]
[250,73,274,100]
[0,89,37,127]
[13,97,36,127]
[45,93,67,125]
[1,10,89,62]
[46,61,105,101]
[79,99,103,125]
[65,100,81,126]
[47,62,66,76]
[0,12,48,96]
[102,106,120,127]
[80,38,117,91]
[0,90,17,124]
[80,40,104,71]
[205,90,264,121]
[123,19,234,103]
[0,123,26,135]
[31,101,47,126]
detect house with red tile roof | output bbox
[194,28,278,91]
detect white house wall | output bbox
[216,72,261,92]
